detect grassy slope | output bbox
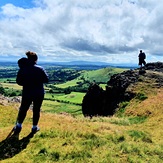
[0,90,163,162]
[54,79,82,88]
[82,67,128,83]
[45,91,85,104]
[42,99,82,116]
[54,92,85,104]
[0,70,163,163]
[0,83,21,90]
[55,67,127,88]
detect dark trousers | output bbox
[17,94,44,126]
[139,58,146,66]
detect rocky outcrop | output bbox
[82,62,163,117]
[145,62,163,72]
[82,83,104,117]
[0,94,21,106]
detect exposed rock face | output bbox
[82,62,163,117]
[82,83,104,117]
[145,62,163,72]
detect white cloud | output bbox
[0,0,163,64]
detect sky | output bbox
[0,0,163,65]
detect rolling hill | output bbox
[55,67,128,88]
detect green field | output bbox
[0,82,22,90]
[54,79,82,88]
[54,67,127,88]
[54,92,85,104]
[43,91,84,116]
[42,100,82,116]
[0,66,128,115]
[81,67,127,83]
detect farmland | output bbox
[0,61,127,114]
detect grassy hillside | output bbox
[0,83,21,90]
[0,66,163,163]
[54,79,82,88]
[55,67,127,88]
[0,86,163,163]
[81,67,128,83]
[42,98,82,116]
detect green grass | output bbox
[45,92,63,99]
[45,92,85,105]
[135,92,148,101]
[0,67,163,163]
[54,67,128,88]
[99,84,107,89]
[82,67,128,83]
[54,79,82,88]
[42,100,82,116]
[127,130,152,143]
[0,78,16,85]
[0,92,163,163]
[0,82,22,90]
[55,92,85,104]
[109,116,147,126]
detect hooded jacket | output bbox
[16,60,49,97]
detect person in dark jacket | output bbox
[14,51,49,134]
[138,50,146,68]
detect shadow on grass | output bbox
[0,128,35,161]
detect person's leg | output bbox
[17,95,32,124]
[14,95,32,133]
[32,95,44,126]
[139,58,142,68]
[143,60,146,66]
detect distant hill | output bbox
[54,67,128,89]
[81,67,128,83]
[42,60,138,68]
[0,61,137,71]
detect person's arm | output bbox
[41,68,49,83]
[16,69,24,86]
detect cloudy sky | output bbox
[0,0,163,64]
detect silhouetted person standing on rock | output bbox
[138,50,146,68]
[14,51,48,134]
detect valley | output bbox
[0,62,127,116]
